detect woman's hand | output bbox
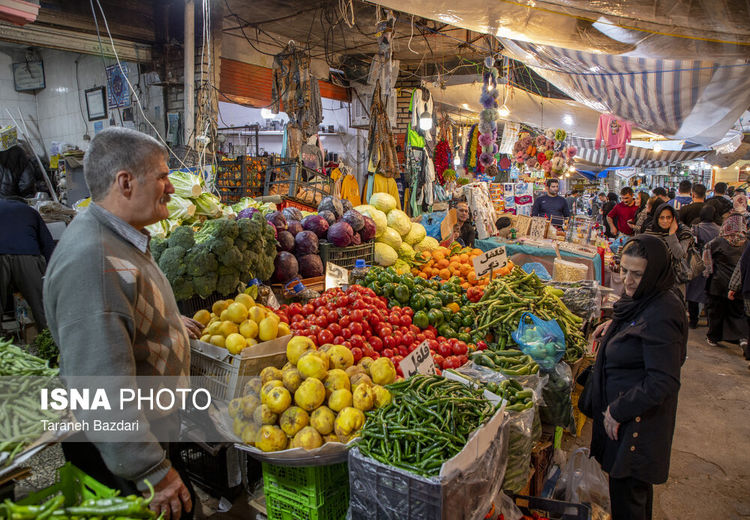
[728,290,736,300]
[603,406,620,440]
[669,217,678,235]
[591,319,612,353]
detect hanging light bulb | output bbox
[260,108,274,119]
[653,142,662,153]
[565,172,571,178]
[497,104,510,118]
[569,165,576,173]
[454,156,461,167]
[419,105,432,131]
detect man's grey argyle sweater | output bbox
[43,203,190,490]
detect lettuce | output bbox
[169,170,203,198]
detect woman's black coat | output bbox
[581,290,687,484]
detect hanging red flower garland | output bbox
[434,140,451,185]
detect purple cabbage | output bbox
[327,221,354,247]
[236,207,259,220]
[342,209,365,232]
[318,196,344,219]
[351,233,362,245]
[298,254,324,278]
[342,199,354,214]
[359,216,376,242]
[282,207,303,222]
[287,219,303,237]
[301,214,329,238]
[277,231,295,252]
[266,211,288,231]
[273,251,298,282]
[294,230,319,255]
[319,210,336,226]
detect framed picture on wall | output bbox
[85,87,108,121]
[13,61,45,91]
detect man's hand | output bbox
[181,316,204,339]
[147,468,192,520]
[728,290,736,301]
[603,406,620,441]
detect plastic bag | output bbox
[552,258,588,282]
[502,405,535,494]
[554,447,611,514]
[547,280,601,321]
[422,211,447,240]
[512,312,566,372]
[539,362,576,433]
[492,490,523,520]
[522,262,551,280]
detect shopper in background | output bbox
[727,186,736,199]
[631,196,659,234]
[648,203,694,297]
[652,187,670,205]
[0,145,40,198]
[566,190,580,215]
[679,183,706,226]
[669,180,693,210]
[532,179,570,226]
[0,195,55,330]
[727,239,750,361]
[607,187,640,236]
[627,192,650,234]
[703,214,748,348]
[601,192,619,238]
[44,128,196,519]
[580,235,687,520]
[593,192,607,224]
[705,182,733,224]
[687,206,721,328]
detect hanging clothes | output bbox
[271,43,323,138]
[364,80,399,203]
[331,165,361,207]
[595,114,633,159]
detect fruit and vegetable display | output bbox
[272,197,376,283]
[150,212,276,301]
[359,193,438,271]
[411,245,514,290]
[358,374,498,477]
[192,292,290,353]
[0,479,162,519]
[470,267,586,362]
[277,284,476,374]
[0,338,61,466]
[227,335,398,452]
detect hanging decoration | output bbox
[434,140,452,185]
[478,56,500,169]
[512,127,577,177]
[463,124,483,174]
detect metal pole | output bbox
[184,0,195,147]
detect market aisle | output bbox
[651,327,750,520]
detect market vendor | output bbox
[440,201,476,248]
[43,128,198,519]
[531,178,570,227]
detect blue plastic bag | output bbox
[511,312,566,372]
[422,211,447,240]
[522,262,551,281]
[609,235,629,254]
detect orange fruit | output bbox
[467,272,478,284]
[471,248,483,256]
[418,272,428,279]
[439,268,451,280]
[437,259,450,269]
[432,251,445,262]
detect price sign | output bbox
[325,262,348,290]
[398,340,436,378]
[472,246,508,278]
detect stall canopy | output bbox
[566,136,707,170]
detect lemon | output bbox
[205,321,222,335]
[235,293,255,308]
[248,306,266,323]
[258,317,278,342]
[286,336,316,365]
[226,302,249,324]
[226,333,247,355]
[212,300,228,315]
[209,335,225,348]
[239,320,259,339]
[220,309,230,322]
[266,312,281,326]
[218,321,239,337]
[247,338,258,347]
[277,322,291,337]
[192,309,211,326]
[199,334,211,343]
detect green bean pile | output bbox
[469,268,586,362]
[358,375,497,477]
[0,338,60,466]
[470,349,539,376]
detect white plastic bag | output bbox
[554,447,611,514]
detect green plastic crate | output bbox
[265,485,349,520]
[262,462,348,507]
[319,240,374,271]
[18,463,118,508]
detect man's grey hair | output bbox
[83,127,167,201]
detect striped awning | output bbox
[501,39,750,147]
[567,136,706,169]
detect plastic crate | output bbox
[279,197,317,213]
[216,156,267,203]
[179,442,243,500]
[189,335,290,400]
[514,495,591,520]
[319,240,375,271]
[262,462,348,508]
[265,486,349,520]
[176,291,226,317]
[18,463,117,507]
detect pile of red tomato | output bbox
[275,285,485,374]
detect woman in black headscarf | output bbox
[647,202,695,297]
[580,235,687,520]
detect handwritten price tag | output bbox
[325,262,348,290]
[398,340,436,378]
[472,246,508,278]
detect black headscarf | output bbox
[649,202,693,241]
[612,234,675,325]
[699,205,716,223]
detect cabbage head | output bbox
[404,222,426,245]
[369,192,397,214]
[374,242,398,266]
[378,227,403,250]
[386,209,411,237]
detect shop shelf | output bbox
[18,463,117,507]
[319,241,375,271]
[179,442,243,500]
[262,462,348,508]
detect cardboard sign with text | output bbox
[398,340,436,378]
[325,262,348,290]
[472,246,508,278]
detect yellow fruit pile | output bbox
[193,292,291,354]
[228,336,398,452]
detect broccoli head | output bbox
[150,237,168,263]
[167,225,195,250]
[218,246,244,271]
[237,216,262,243]
[234,238,248,252]
[255,250,275,281]
[185,244,218,277]
[158,246,187,282]
[194,218,238,255]
[192,271,218,298]
[171,276,195,301]
[216,272,240,296]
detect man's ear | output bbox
[114,170,134,197]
